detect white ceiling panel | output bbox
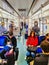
[7,0,33,17]
[31,0,48,15]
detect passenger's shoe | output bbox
[25,56,27,60]
[2,59,7,64]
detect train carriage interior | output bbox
[0,0,49,65]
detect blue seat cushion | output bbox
[38,36,45,45]
[0,36,6,53]
[0,36,6,46]
[36,47,42,53]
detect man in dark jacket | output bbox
[5,32,19,60]
[32,21,40,36]
[5,32,17,51]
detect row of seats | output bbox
[0,35,19,65]
[26,35,49,65]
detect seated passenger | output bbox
[0,39,13,59]
[34,33,49,65]
[7,32,18,60]
[26,30,38,48]
[5,32,17,51]
[26,30,38,58]
[4,40,13,51]
[40,33,49,53]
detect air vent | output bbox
[18,9,26,11]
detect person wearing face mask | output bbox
[40,33,49,53]
[32,21,40,36]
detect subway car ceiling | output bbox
[0,8,18,19]
[0,0,49,19]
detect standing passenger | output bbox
[32,21,40,36]
[0,22,7,35]
[9,24,13,33]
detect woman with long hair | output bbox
[26,30,38,62]
[26,30,38,47]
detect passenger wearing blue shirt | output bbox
[0,39,13,59]
[0,22,7,35]
[4,40,13,51]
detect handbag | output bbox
[27,46,37,52]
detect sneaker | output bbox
[2,59,7,64]
[25,56,27,60]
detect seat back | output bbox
[34,56,48,65]
[38,36,45,45]
[0,36,6,51]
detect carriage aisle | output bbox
[15,35,28,65]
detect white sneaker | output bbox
[25,56,27,60]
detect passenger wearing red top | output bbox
[26,30,38,59]
[26,30,38,47]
